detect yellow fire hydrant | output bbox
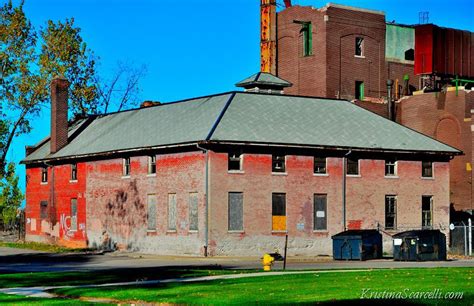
[262,253,275,271]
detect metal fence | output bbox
[0,210,25,242]
[450,220,473,256]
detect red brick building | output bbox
[21,76,459,255]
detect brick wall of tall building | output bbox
[399,89,473,212]
[277,5,389,100]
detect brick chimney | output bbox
[50,77,69,154]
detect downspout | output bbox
[44,161,55,237]
[196,143,209,257]
[342,150,352,231]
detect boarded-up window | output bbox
[272,193,286,231]
[147,194,157,230]
[70,198,78,231]
[168,193,177,231]
[40,201,48,219]
[189,192,198,231]
[228,192,243,231]
[313,194,327,230]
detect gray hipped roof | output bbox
[22,91,460,163]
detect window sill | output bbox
[121,175,131,179]
[147,173,157,177]
[354,55,365,59]
[228,170,245,174]
[166,230,177,233]
[146,229,157,233]
[228,230,244,234]
[69,180,78,183]
[313,173,329,177]
[347,174,361,178]
[188,230,198,233]
[271,230,287,234]
[384,175,399,179]
[40,182,48,185]
[272,172,288,176]
[421,176,434,180]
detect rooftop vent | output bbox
[235,72,292,94]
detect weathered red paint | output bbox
[25,163,87,248]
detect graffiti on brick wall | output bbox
[102,180,146,245]
[60,214,85,238]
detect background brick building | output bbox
[272,2,474,213]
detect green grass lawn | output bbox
[52,268,474,305]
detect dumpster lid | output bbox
[331,229,380,239]
[393,229,445,239]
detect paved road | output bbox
[1,247,473,273]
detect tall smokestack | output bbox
[50,77,69,154]
[260,0,277,74]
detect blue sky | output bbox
[5,0,474,193]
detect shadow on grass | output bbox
[0,264,251,288]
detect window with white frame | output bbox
[355,37,364,56]
[228,152,242,171]
[422,196,433,229]
[314,157,327,174]
[272,155,286,173]
[71,163,77,181]
[123,157,131,176]
[346,158,359,175]
[422,161,433,178]
[41,167,48,183]
[148,155,156,174]
[385,160,397,176]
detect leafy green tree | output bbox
[0,0,145,175]
[0,162,23,230]
[39,18,97,116]
[0,0,47,175]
